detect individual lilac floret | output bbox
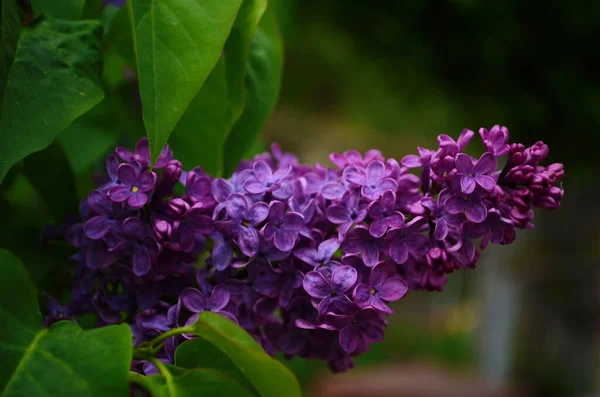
[179,285,237,329]
[443,187,488,223]
[479,125,510,157]
[244,160,291,195]
[326,190,368,238]
[111,217,159,276]
[387,218,428,264]
[455,152,496,194]
[262,201,304,252]
[342,226,383,268]
[437,128,474,155]
[324,309,385,354]
[420,192,463,241]
[344,160,398,200]
[367,191,405,238]
[84,190,124,239]
[108,163,157,208]
[353,265,408,314]
[294,238,341,268]
[303,266,357,315]
[218,194,268,257]
[115,137,172,168]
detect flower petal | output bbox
[475,174,496,190]
[321,182,346,200]
[132,246,151,277]
[212,178,233,202]
[366,160,385,183]
[253,160,272,182]
[238,226,260,256]
[180,288,208,312]
[326,205,350,224]
[361,323,384,344]
[88,190,113,214]
[137,171,157,192]
[353,284,373,309]
[208,285,230,311]
[339,325,359,353]
[84,216,112,240]
[248,202,269,225]
[107,186,131,203]
[377,277,408,301]
[369,218,388,238]
[389,240,409,264]
[244,179,267,194]
[444,196,465,214]
[362,245,379,268]
[455,153,473,174]
[465,201,488,223]
[226,194,249,220]
[274,229,296,252]
[460,175,476,194]
[473,152,496,174]
[128,192,148,208]
[272,165,292,183]
[282,212,305,232]
[117,163,139,185]
[332,266,357,293]
[400,154,421,168]
[303,271,331,299]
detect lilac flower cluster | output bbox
[46,127,564,373]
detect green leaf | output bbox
[175,338,257,395]
[189,312,302,397]
[23,142,79,222]
[223,7,283,175]
[169,0,267,175]
[127,0,243,163]
[31,0,85,20]
[0,14,105,183]
[130,365,254,397]
[105,7,136,70]
[0,249,133,397]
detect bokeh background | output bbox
[264,1,600,396]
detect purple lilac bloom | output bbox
[50,130,564,376]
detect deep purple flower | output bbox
[111,217,160,276]
[342,226,384,268]
[218,194,268,257]
[84,190,124,239]
[344,160,398,200]
[262,201,304,252]
[185,169,215,208]
[326,190,368,238]
[367,191,405,238]
[387,218,428,264]
[175,209,214,253]
[179,285,237,328]
[244,160,291,195]
[97,154,120,190]
[323,309,384,353]
[437,128,474,155]
[303,168,346,200]
[353,265,408,314]
[420,192,463,241]
[107,163,156,208]
[455,152,496,194]
[444,187,488,223]
[294,238,341,268]
[479,125,510,157]
[43,292,75,327]
[472,209,515,247]
[303,266,357,315]
[115,137,172,168]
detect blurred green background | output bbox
[265,1,600,396]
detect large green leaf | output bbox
[188,312,302,397]
[0,14,104,183]
[0,249,133,397]
[31,0,85,20]
[223,7,283,176]
[127,0,243,163]
[129,365,253,397]
[23,142,79,222]
[175,338,256,395]
[105,7,136,70]
[169,0,267,175]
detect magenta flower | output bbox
[107,163,156,208]
[303,265,357,316]
[344,160,398,200]
[262,201,304,252]
[455,152,496,194]
[479,125,510,157]
[437,128,474,155]
[353,265,408,314]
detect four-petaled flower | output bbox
[353,265,408,314]
[108,163,157,208]
[179,285,237,330]
[303,266,357,316]
[455,152,496,194]
[244,160,291,195]
[217,194,269,257]
[344,160,398,200]
[262,201,304,252]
